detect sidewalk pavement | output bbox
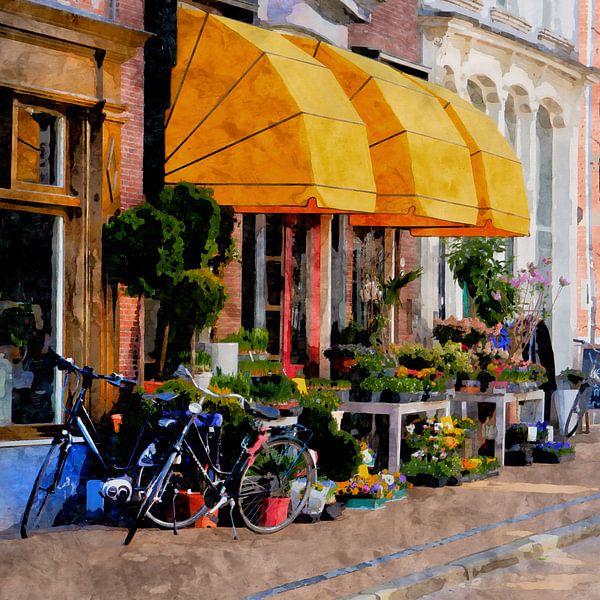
[2,428,600,600]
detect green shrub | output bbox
[298,403,361,481]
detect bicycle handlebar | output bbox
[47,348,137,388]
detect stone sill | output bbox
[443,0,483,12]
[537,28,575,54]
[489,7,531,34]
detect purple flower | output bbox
[510,277,520,288]
[542,256,552,266]
[559,276,570,287]
[491,291,502,301]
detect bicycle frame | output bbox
[165,410,312,511]
[56,366,157,474]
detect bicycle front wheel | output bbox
[21,441,70,538]
[237,436,316,534]
[133,444,209,530]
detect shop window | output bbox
[14,103,66,189]
[0,209,63,426]
[352,227,385,331]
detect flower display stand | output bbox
[259,497,290,527]
[344,497,387,510]
[451,390,544,466]
[339,399,450,472]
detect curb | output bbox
[340,512,600,600]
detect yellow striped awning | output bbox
[164,5,377,213]
[286,37,480,228]
[408,78,530,237]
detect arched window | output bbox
[536,104,553,274]
[467,79,486,113]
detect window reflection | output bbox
[16,105,64,187]
[0,210,59,425]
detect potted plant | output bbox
[334,464,398,509]
[432,316,491,348]
[360,374,425,403]
[222,327,270,359]
[557,368,584,390]
[238,359,282,377]
[532,441,575,464]
[104,182,235,379]
[460,456,500,481]
[306,378,351,403]
[355,348,396,375]
[403,418,465,486]
[190,350,212,389]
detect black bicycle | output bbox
[20,350,177,539]
[124,366,317,544]
[22,352,316,544]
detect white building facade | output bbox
[418,0,596,370]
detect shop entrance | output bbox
[242,214,321,377]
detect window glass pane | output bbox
[16,106,64,187]
[290,223,308,365]
[352,227,384,330]
[0,210,60,425]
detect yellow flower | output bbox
[357,464,370,478]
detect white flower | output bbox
[433,422,442,432]
[431,456,438,462]
[406,424,415,434]
[381,473,395,486]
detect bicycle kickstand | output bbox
[172,494,178,536]
[229,499,238,541]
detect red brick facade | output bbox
[216,217,244,340]
[349,0,419,62]
[577,0,600,341]
[115,1,145,376]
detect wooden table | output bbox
[339,399,450,472]
[450,390,545,466]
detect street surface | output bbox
[420,534,600,599]
[2,427,600,600]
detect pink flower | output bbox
[491,291,502,301]
[542,256,552,266]
[559,276,570,287]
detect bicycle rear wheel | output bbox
[133,444,209,530]
[237,436,316,534]
[21,441,70,538]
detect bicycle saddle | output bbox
[142,391,179,403]
[247,403,281,420]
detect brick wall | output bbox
[216,215,243,339]
[576,0,600,341]
[52,0,114,18]
[349,0,419,62]
[116,1,145,375]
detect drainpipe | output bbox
[586,0,596,342]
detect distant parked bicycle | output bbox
[20,350,316,544]
[560,339,600,437]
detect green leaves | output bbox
[380,267,423,307]
[445,237,515,326]
[103,203,185,297]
